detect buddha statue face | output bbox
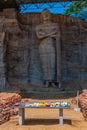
[41,9,51,22]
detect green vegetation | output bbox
[65,0,87,15]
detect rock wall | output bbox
[0,32,6,90]
[0,9,87,91]
[16,12,87,90]
[4,19,30,87]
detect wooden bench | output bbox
[12,102,70,126]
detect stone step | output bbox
[21,90,82,99]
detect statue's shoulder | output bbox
[36,22,58,27]
[36,22,59,32]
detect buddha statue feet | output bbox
[44,81,64,90]
[51,82,64,91]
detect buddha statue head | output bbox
[41,9,51,23]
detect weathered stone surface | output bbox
[0,32,6,90]
[16,11,87,88]
[0,16,5,31]
[36,9,61,87]
[0,9,87,91]
[3,9,16,19]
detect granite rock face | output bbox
[0,32,6,90]
[0,9,87,91]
